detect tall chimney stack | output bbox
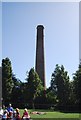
[35,25,46,90]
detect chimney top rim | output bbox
[37,25,44,29]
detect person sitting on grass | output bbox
[14,108,21,120]
[2,110,8,120]
[7,111,13,120]
[22,108,30,120]
[7,104,14,113]
[13,111,16,120]
[15,108,21,120]
[0,106,3,119]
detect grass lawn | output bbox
[19,109,81,120]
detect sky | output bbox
[2,2,79,87]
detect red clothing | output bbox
[16,111,20,118]
[22,111,30,119]
[23,111,28,117]
[15,111,21,120]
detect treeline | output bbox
[2,57,81,112]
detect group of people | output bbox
[0,104,30,120]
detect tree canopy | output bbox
[2,57,14,105]
[50,64,70,110]
[2,58,81,112]
[26,68,44,108]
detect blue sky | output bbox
[2,2,79,87]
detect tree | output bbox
[2,57,14,105]
[11,74,24,108]
[50,64,70,110]
[72,64,81,112]
[46,87,58,110]
[26,68,44,109]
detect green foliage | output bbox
[26,68,44,108]
[68,81,75,104]
[2,57,14,105]
[45,88,58,109]
[2,57,81,111]
[72,64,81,110]
[11,74,25,108]
[50,64,70,110]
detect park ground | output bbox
[19,109,81,120]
